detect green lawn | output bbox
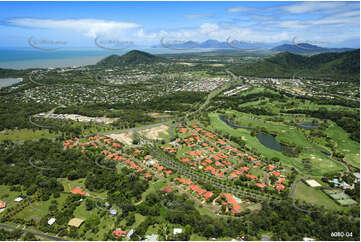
[293,181,346,211]
[0,129,57,142]
[326,123,360,168]
[14,193,69,221]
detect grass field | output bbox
[325,123,360,168]
[0,129,57,142]
[293,181,346,211]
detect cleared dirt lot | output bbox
[107,132,133,145]
[147,112,172,118]
[140,125,170,140]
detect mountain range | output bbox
[229,49,360,81]
[154,39,355,54]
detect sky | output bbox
[0,1,359,49]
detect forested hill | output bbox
[96,50,171,66]
[230,49,360,81]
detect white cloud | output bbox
[7,18,141,38]
[227,6,256,13]
[282,2,359,14]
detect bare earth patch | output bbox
[209,64,224,67]
[176,62,196,66]
[147,112,172,118]
[140,125,169,140]
[107,132,133,145]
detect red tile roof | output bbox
[223,193,241,213]
[144,173,152,179]
[255,183,267,189]
[144,155,152,160]
[0,201,6,208]
[275,184,285,191]
[113,230,127,237]
[181,157,191,162]
[272,171,281,177]
[71,187,85,196]
[245,174,257,180]
[230,173,238,179]
[189,185,206,196]
[164,170,172,175]
[276,177,286,183]
[203,191,213,199]
[162,186,172,193]
[179,128,187,133]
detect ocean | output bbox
[0,78,23,88]
[0,47,210,69]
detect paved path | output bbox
[0,223,67,241]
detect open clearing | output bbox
[147,112,172,118]
[140,125,170,140]
[107,132,133,145]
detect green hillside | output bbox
[230,49,360,81]
[97,50,171,66]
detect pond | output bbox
[219,115,252,130]
[298,123,319,129]
[219,115,290,153]
[0,78,22,89]
[256,133,282,152]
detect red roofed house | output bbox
[223,193,241,214]
[230,173,238,179]
[164,170,172,175]
[245,174,257,180]
[144,155,152,160]
[71,187,86,196]
[162,186,172,193]
[276,177,286,183]
[176,177,185,184]
[181,157,191,163]
[255,183,267,189]
[276,184,285,192]
[144,173,152,179]
[203,191,213,200]
[0,201,6,208]
[179,128,187,133]
[269,164,275,171]
[272,171,281,177]
[113,229,127,238]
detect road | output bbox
[0,223,67,241]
